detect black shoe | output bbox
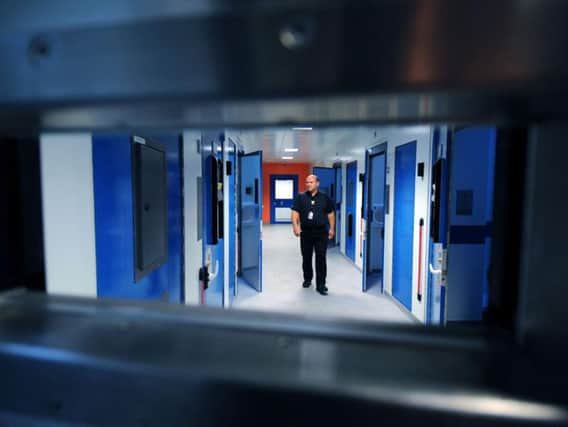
[302,281,312,288]
[316,287,328,296]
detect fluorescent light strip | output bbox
[284,148,299,152]
[282,156,294,160]
[292,127,313,131]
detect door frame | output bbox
[223,137,238,307]
[269,174,298,224]
[362,142,387,292]
[345,161,358,262]
[426,127,450,325]
[333,162,342,247]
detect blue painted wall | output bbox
[392,141,417,311]
[92,134,183,302]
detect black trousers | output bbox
[300,229,328,289]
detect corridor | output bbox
[233,224,414,323]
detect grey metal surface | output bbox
[1,1,568,130]
[518,125,568,348]
[0,290,567,426]
[2,2,568,425]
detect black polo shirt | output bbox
[291,191,334,230]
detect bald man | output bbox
[291,175,335,295]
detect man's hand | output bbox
[291,210,301,237]
[328,211,335,241]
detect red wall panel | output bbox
[263,162,312,223]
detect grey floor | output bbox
[232,224,414,323]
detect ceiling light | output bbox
[282,156,294,160]
[292,127,312,131]
[284,148,299,152]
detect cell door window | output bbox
[275,179,294,200]
[272,176,298,223]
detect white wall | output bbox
[40,133,97,298]
[183,130,203,305]
[354,153,365,270]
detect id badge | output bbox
[308,211,314,220]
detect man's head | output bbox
[305,175,319,194]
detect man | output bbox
[291,175,335,295]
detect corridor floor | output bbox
[232,224,414,323]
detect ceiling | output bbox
[229,127,371,165]
[229,126,431,165]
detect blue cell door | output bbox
[392,141,417,311]
[313,166,336,247]
[313,167,335,197]
[334,164,342,247]
[446,127,496,321]
[93,133,183,303]
[239,151,263,291]
[345,161,357,261]
[362,143,387,292]
[270,174,298,224]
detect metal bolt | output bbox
[29,35,51,64]
[279,17,315,50]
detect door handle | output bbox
[254,178,259,204]
[429,263,442,275]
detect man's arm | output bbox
[291,210,301,237]
[328,211,335,240]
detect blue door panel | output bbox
[240,151,263,291]
[93,133,183,303]
[392,141,417,311]
[313,167,335,198]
